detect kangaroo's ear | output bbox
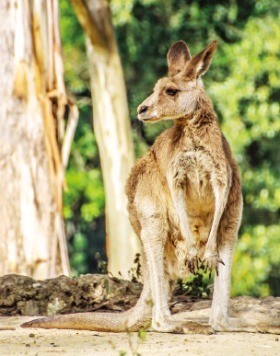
[189,40,218,77]
[167,41,191,77]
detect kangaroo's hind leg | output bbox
[209,172,242,331]
[209,235,236,331]
[135,191,186,333]
[211,226,280,333]
[140,217,174,331]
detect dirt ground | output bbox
[0,316,279,356]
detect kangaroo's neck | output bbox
[173,95,221,144]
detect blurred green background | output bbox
[59,0,280,296]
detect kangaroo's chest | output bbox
[168,149,215,240]
[172,149,215,205]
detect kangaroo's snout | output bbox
[137,102,155,122]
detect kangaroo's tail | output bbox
[21,282,151,332]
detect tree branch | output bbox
[70,0,108,50]
[62,101,79,169]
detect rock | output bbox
[0,274,141,316]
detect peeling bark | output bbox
[0,0,74,278]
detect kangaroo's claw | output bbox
[185,252,200,275]
[202,251,225,275]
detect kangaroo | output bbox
[21,41,278,334]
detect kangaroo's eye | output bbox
[166,88,178,96]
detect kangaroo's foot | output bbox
[185,249,200,274]
[152,315,213,334]
[203,249,224,274]
[210,317,280,334]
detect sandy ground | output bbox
[0,316,279,356]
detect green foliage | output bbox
[137,328,147,342]
[233,224,280,296]
[59,0,89,93]
[178,270,212,299]
[59,0,280,295]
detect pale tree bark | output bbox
[71,0,140,279]
[0,0,76,278]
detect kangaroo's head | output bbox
[137,40,217,122]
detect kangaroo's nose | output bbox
[138,105,148,114]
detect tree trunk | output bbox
[0,0,72,278]
[71,0,140,279]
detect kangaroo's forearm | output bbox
[206,173,231,253]
[167,175,196,251]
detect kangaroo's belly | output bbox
[170,151,213,236]
[185,171,214,211]
[165,157,215,279]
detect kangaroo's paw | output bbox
[203,250,224,275]
[185,250,200,274]
[152,317,213,334]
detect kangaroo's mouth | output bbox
[137,114,160,122]
[138,113,185,123]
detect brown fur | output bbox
[21,41,278,334]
